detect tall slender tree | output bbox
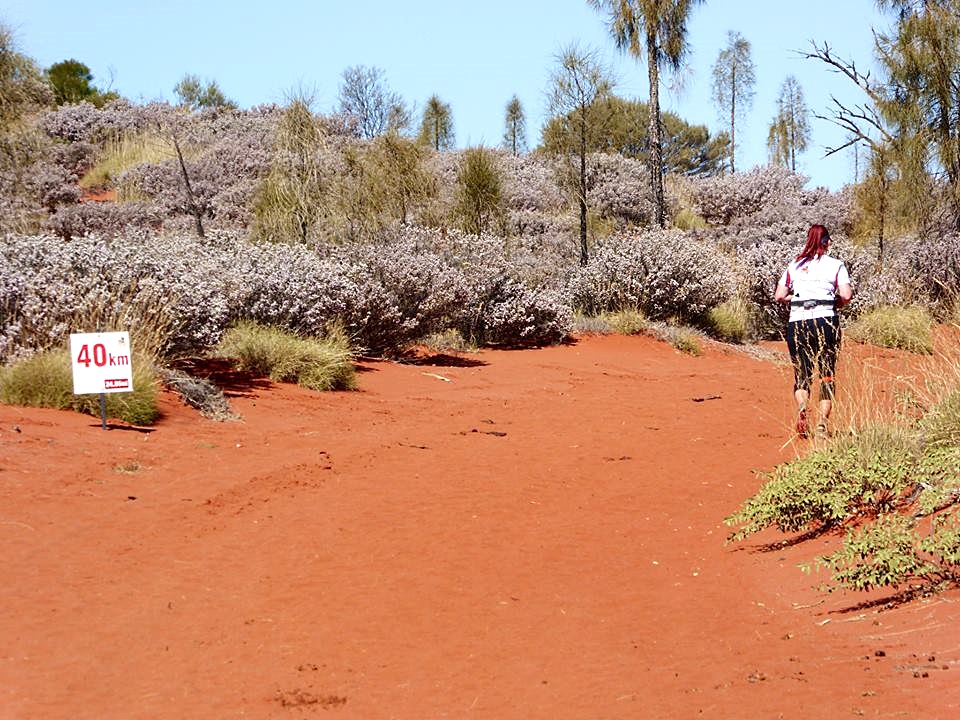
[710,31,755,173]
[766,75,810,171]
[417,95,454,151]
[546,44,614,265]
[502,95,527,155]
[587,0,705,227]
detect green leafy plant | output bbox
[215,321,356,391]
[0,349,159,425]
[807,512,960,593]
[725,425,919,542]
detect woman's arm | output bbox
[774,280,791,304]
[835,282,853,308]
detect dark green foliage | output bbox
[725,426,919,541]
[541,95,729,177]
[46,59,118,107]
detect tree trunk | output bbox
[730,66,736,174]
[579,111,589,266]
[647,31,665,228]
[170,129,205,239]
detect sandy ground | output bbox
[2,333,958,719]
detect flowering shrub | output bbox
[570,228,735,322]
[692,165,809,226]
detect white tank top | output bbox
[779,255,850,322]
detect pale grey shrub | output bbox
[692,165,808,226]
[570,228,735,322]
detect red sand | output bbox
[2,333,958,719]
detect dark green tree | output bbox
[45,59,117,107]
[766,75,809,171]
[587,0,705,227]
[711,31,755,173]
[546,44,614,265]
[502,95,527,155]
[541,94,729,176]
[417,95,454,151]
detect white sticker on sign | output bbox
[70,331,134,395]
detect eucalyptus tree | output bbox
[766,75,809,172]
[417,95,455,151]
[338,65,409,139]
[502,94,527,155]
[546,44,615,265]
[710,31,755,173]
[587,0,705,227]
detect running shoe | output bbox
[796,408,808,438]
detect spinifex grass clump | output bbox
[847,305,934,354]
[215,321,356,391]
[704,297,753,343]
[0,349,159,425]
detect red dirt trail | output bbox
[1,333,958,719]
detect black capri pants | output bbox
[786,315,842,400]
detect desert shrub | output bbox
[847,305,934,354]
[463,277,571,347]
[416,328,476,353]
[692,165,808,226]
[570,313,614,335]
[725,424,920,542]
[215,321,356,391]
[570,228,735,322]
[46,201,165,239]
[0,233,237,361]
[0,348,159,425]
[585,152,654,225]
[808,512,960,593]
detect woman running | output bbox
[774,224,853,438]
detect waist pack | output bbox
[790,298,835,309]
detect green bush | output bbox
[847,305,934,354]
[0,349,160,425]
[215,321,356,391]
[704,297,753,343]
[808,512,960,593]
[725,425,919,541]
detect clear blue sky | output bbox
[3,0,888,190]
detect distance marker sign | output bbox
[70,331,133,395]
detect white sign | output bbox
[69,331,134,395]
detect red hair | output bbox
[796,224,830,263]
